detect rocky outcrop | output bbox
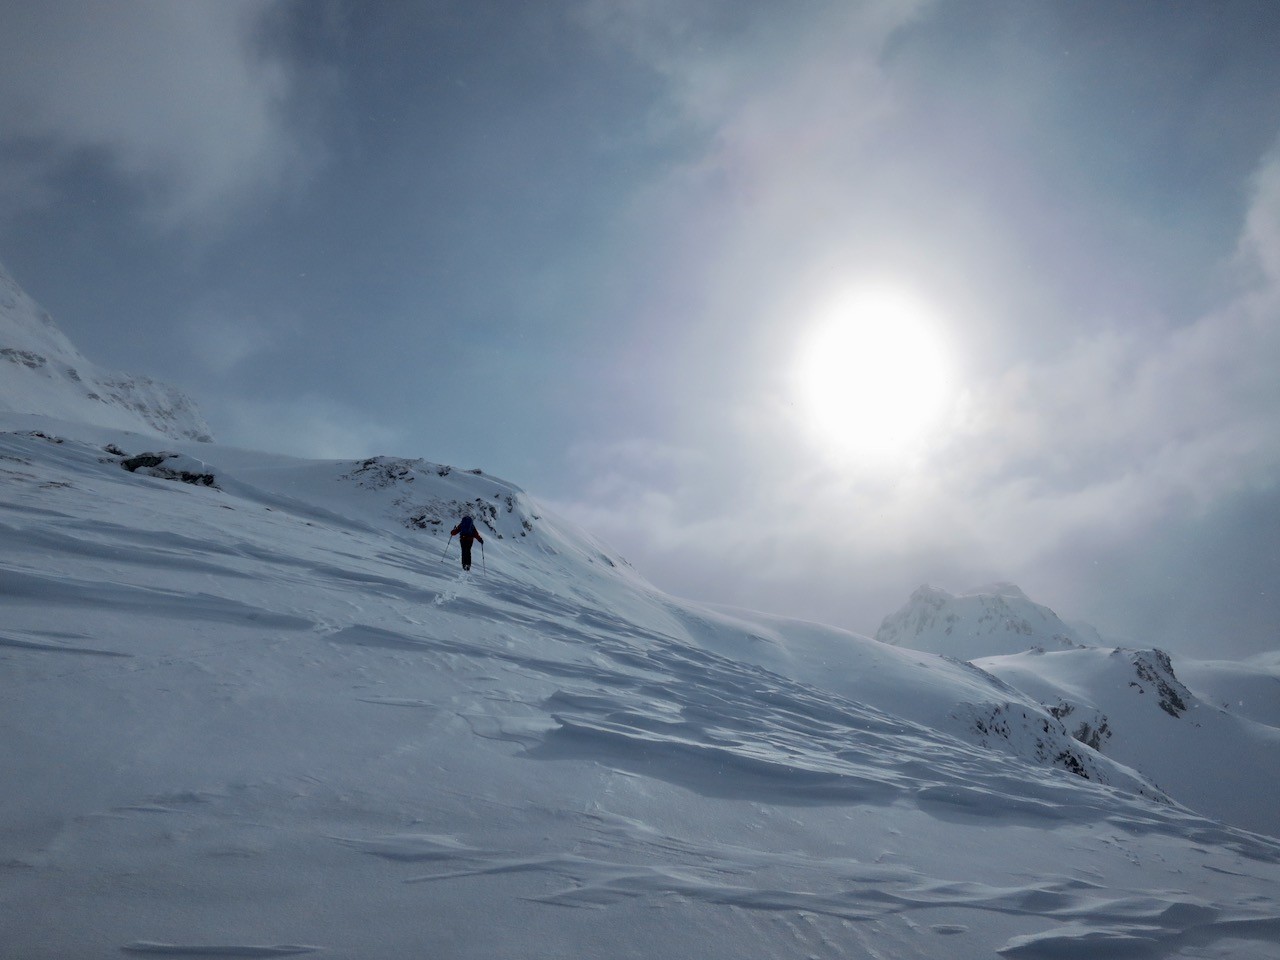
[118,450,218,487]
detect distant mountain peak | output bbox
[0,261,212,442]
[876,582,1091,660]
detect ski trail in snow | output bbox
[432,571,470,606]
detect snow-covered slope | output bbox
[0,263,211,442]
[1176,653,1280,728]
[975,646,1280,837]
[5,416,1280,960]
[880,582,1280,837]
[876,582,1099,660]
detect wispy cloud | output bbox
[586,0,931,237]
[951,139,1280,537]
[183,303,297,376]
[0,0,313,230]
[1239,143,1280,286]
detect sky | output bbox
[3,0,1280,657]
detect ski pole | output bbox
[481,540,486,575]
[441,534,453,561]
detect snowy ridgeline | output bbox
[3,267,1280,960]
[4,418,1280,960]
[876,582,1280,839]
[0,262,211,442]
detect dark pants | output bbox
[460,536,474,570]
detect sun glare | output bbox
[792,285,954,464]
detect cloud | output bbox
[0,0,310,229]
[183,304,297,376]
[0,150,57,223]
[586,0,931,227]
[948,139,1280,538]
[554,126,1280,646]
[1239,144,1280,286]
[215,395,401,461]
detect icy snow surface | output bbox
[3,416,1280,959]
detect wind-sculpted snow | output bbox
[4,419,1280,959]
[0,629,132,657]
[347,825,1280,957]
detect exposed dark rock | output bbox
[1047,700,1112,752]
[120,452,218,488]
[121,454,168,471]
[19,431,63,444]
[1121,648,1190,718]
[2,347,47,369]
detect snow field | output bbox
[3,421,1280,959]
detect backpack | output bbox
[458,516,476,537]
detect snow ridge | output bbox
[0,262,212,442]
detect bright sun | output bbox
[792,285,954,463]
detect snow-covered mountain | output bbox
[875,582,1101,659]
[3,276,1280,958]
[0,262,211,442]
[975,646,1280,838]
[877,581,1280,837]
